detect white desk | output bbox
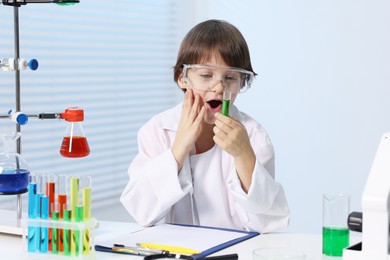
[0,220,361,259]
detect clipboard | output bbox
[95,223,260,258]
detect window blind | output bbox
[0,0,180,214]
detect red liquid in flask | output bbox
[60,136,90,158]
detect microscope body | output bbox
[343,132,390,259]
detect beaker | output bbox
[322,193,350,256]
[60,107,90,158]
[0,132,30,194]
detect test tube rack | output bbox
[22,174,97,258]
[343,132,390,260]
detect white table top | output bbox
[0,219,361,259]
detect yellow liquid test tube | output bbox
[70,177,79,255]
[83,187,91,254]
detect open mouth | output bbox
[207,100,222,112]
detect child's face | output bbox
[178,54,238,125]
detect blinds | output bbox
[0,1,180,212]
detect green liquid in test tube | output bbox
[222,90,231,116]
[63,209,71,256]
[52,211,59,254]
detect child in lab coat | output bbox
[120,19,289,233]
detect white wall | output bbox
[178,0,390,233]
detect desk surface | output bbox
[0,220,360,259]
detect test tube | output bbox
[75,205,84,256]
[40,196,49,253]
[35,193,42,251]
[70,177,79,255]
[81,176,91,254]
[51,210,60,254]
[36,173,48,196]
[63,209,71,256]
[57,174,67,252]
[46,174,56,251]
[222,89,231,116]
[27,182,38,252]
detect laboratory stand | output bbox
[0,0,81,235]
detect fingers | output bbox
[214,113,238,134]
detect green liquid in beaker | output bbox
[322,226,350,256]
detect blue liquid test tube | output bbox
[40,196,49,253]
[35,193,42,251]
[28,183,38,252]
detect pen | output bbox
[137,243,200,255]
[112,244,163,256]
[200,253,238,260]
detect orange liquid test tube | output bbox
[46,181,55,251]
[58,194,67,252]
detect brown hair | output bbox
[173,19,256,83]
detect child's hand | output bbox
[213,112,252,157]
[213,112,255,192]
[172,88,205,170]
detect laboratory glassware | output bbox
[322,193,350,256]
[0,132,29,194]
[60,107,90,158]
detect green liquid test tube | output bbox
[51,211,59,254]
[63,209,71,256]
[222,90,231,116]
[75,206,84,256]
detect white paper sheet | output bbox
[97,224,253,252]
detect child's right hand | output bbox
[172,88,205,170]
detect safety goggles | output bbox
[182,64,254,94]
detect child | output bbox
[120,19,289,233]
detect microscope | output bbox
[343,132,390,259]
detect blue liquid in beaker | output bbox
[0,169,30,194]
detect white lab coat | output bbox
[120,103,289,233]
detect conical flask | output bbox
[0,132,30,194]
[60,107,90,158]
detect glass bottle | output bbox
[0,132,30,194]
